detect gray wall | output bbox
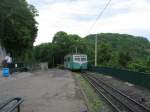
[0,45,6,65]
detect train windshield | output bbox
[75,58,80,61]
[74,55,87,62]
[81,58,86,61]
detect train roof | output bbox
[64,54,87,58]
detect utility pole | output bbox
[75,47,78,54]
[89,0,111,67]
[95,34,97,66]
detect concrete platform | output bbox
[0,69,86,112]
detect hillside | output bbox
[85,33,150,58]
[84,33,150,72]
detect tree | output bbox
[84,33,150,71]
[34,43,57,67]
[52,31,86,64]
[67,34,87,53]
[0,0,38,59]
[97,43,112,65]
[118,50,132,68]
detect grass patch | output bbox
[75,74,103,112]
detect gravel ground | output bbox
[0,69,86,112]
[92,72,150,108]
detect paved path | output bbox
[0,69,86,112]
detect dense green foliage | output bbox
[34,32,150,73]
[34,43,60,67]
[97,43,112,65]
[0,0,38,59]
[34,31,86,67]
[85,33,150,59]
[85,33,150,72]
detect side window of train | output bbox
[68,57,70,61]
[64,58,67,62]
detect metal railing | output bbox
[0,97,24,112]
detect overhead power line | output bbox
[90,0,112,67]
[88,0,111,34]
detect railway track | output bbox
[81,71,150,112]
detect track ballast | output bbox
[81,71,150,112]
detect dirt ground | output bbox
[0,69,86,112]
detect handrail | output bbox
[0,97,24,112]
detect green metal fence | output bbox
[90,67,150,89]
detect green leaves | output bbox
[52,31,86,53]
[34,31,87,65]
[118,50,132,68]
[34,43,59,67]
[85,33,150,71]
[0,0,38,58]
[98,43,112,65]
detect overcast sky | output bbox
[26,0,150,45]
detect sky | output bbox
[26,0,150,45]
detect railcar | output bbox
[64,54,87,70]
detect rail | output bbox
[0,97,24,112]
[81,73,121,112]
[81,72,150,112]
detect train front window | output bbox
[81,58,86,61]
[75,58,80,61]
